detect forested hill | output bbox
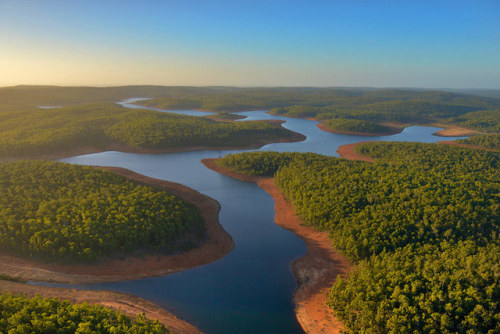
[0,103,295,158]
[140,87,500,125]
[218,144,499,333]
[0,293,169,333]
[0,85,236,111]
[3,85,498,111]
[323,118,395,134]
[2,86,498,135]
[0,161,204,262]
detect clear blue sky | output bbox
[1,0,499,88]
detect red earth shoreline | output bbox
[201,158,351,334]
[0,167,234,284]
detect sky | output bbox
[0,0,499,88]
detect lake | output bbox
[50,101,465,333]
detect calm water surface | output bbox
[48,101,465,333]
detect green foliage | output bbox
[205,112,246,121]
[0,161,204,261]
[459,134,500,150]
[219,144,499,333]
[218,151,312,176]
[324,118,393,133]
[139,98,202,109]
[271,100,482,123]
[0,103,292,157]
[0,293,169,333]
[451,110,500,133]
[329,241,499,333]
[142,88,500,124]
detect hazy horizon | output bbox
[1,1,499,88]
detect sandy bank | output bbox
[202,158,351,334]
[317,122,403,137]
[0,120,305,162]
[0,167,234,284]
[0,280,201,334]
[336,141,376,162]
[432,124,477,137]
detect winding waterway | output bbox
[51,100,465,333]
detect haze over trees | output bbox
[140,86,500,134]
[218,143,499,333]
[1,85,499,137]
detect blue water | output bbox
[43,102,466,333]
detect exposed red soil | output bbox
[202,158,352,334]
[0,280,201,334]
[336,141,376,162]
[0,167,234,283]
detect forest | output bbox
[459,134,500,150]
[0,103,292,158]
[141,87,500,133]
[0,292,169,333]
[2,86,499,137]
[323,118,394,133]
[0,161,203,261]
[218,143,499,333]
[450,110,500,133]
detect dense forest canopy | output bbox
[140,87,500,133]
[140,88,500,125]
[0,161,204,261]
[323,118,394,133]
[459,134,500,150]
[0,293,169,333]
[0,103,293,157]
[218,143,499,333]
[450,110,500,133]
[2,86,498,135]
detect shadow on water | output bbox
[36,102,466,334]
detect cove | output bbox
[45,101,466,333]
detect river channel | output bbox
[50,99,465,333]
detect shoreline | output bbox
[0,167,234,284]
[0,120,305,162]
[317,122,404,137]
[431,123,477,137]
[201,158,351,334]
[337,139,497,163]
[336,141,376,162]
[132,102,259,114]
[0,280,201,334]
